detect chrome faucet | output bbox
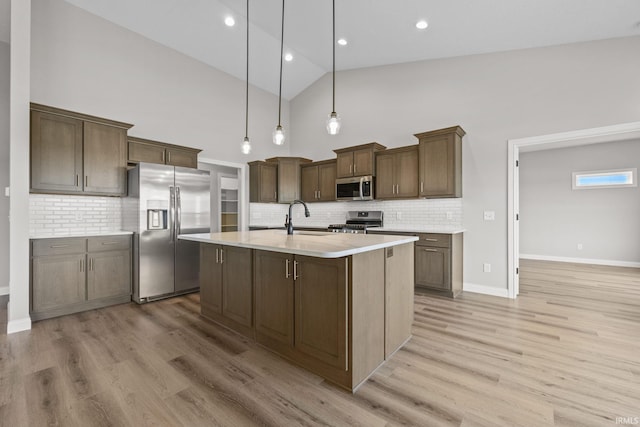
[285,200,310,235]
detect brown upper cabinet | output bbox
[333,143,386,178]
[300,160,337,202]
[249,161,278,203]
[375,146,419,200]
[128,136,201,169]
[265,157,312,204]
[30,104,133,196]
[415,126,465,198]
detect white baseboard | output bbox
[520,253,640,268]
[0,286,8,296]
[463,282,510,298]
[5,301,32,334]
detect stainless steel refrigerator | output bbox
[124,162,210,303]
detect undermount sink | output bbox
[282,230,334,236]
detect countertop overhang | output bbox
[179,230,418,258]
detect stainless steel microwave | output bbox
[336,176,374,201]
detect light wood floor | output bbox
[1,259,639,426]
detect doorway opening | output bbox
[197,158,247,232]
[507,121,640,298]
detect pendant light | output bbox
[272,0,286,145]
[326,0,341,135]
[241,0,252,154]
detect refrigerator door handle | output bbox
[169,186,176,242]
[176,186,182,238]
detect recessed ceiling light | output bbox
[224,16,235,27]
[337,38,348,46]
[416,20,428,30]
[284,53,293,62]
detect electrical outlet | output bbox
[446,211,453,220]
[483,263,491,273]
[577,243,583,250]
[483,211,495,221]
[397,211,402,220]
[75,212,83,221]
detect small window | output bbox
[572,168,637,190]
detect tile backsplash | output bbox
[29,194,122,237]
[250,198,462,228]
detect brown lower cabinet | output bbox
[200,244,253,337]
[199,243,414,392]
[30,235,132,321]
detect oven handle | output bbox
[359,177,364,200]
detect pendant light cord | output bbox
[332,0,336,114]
[277,0,285,126]
[245,0,249,139]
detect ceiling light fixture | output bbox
[273,0,286,146]
[284,53,293,62]
[326,0,341,135]
[224,16,235,27]
[337,38,347,46]
[416,20,428,30]
[241,0,251,155]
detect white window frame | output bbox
[572,168,637,190]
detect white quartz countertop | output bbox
[179,230,418,258]
[371,226,465,234]
[30,231,134,240]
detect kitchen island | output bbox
[179,230,418,392]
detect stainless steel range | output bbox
[328,211,383,234]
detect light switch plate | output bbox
[4,187,9,197]
[483,211,495,221]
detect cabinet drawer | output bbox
[32,238,86,256]
[415,233,451,248]
[88,235,131,252]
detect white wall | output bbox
[520,140,640,264]
[290,36,640,291]
[0,41,9,294]
[30,0,290,164]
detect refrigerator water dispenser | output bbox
[147,209,168,230]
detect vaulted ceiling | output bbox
[2,1,640,99]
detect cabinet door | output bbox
[128,140,166,164]
[200,244,223,317]
[260,164,278,203]
[294,256,347,370]
[419,134,455,197]
[167,147,198,168]
[32,254,86,312]
[277,158,301,203]
[336,152,354,178]
[87,250,131,300]
[30,111,83,193]
[83,122,127,195]
[300,165,319,202]
[318,162,337,201]
[395,148,419,198]
[415,246,451,290]
[375,153,396,199]
[221,246,253,327]
[255,251,294,346]
[353,148,373,176]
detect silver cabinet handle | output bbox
[420,181,424,193]
[162,150,166,163]
[89,258,93,271]
[317,190,320,199]
[293,260,299,280]
[215,248,219,263]
[349,164,353,174]
[285,258,290,278]
[392,184,396,195]
[80,259,84,272]
[423,238,438,242]
[50,244,69,248]
[353,164,357,174]
[167,151,171,164]
[220,248,224,263]
[422,248,438,252]
[101,241,119,245]
[75,174,79,187]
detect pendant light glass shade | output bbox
[327,0,340,135]
[273,125,285,145]
[241,137,252,154]
[273,0,286,145]
[326,112,341,135]
[241,0,252,154]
